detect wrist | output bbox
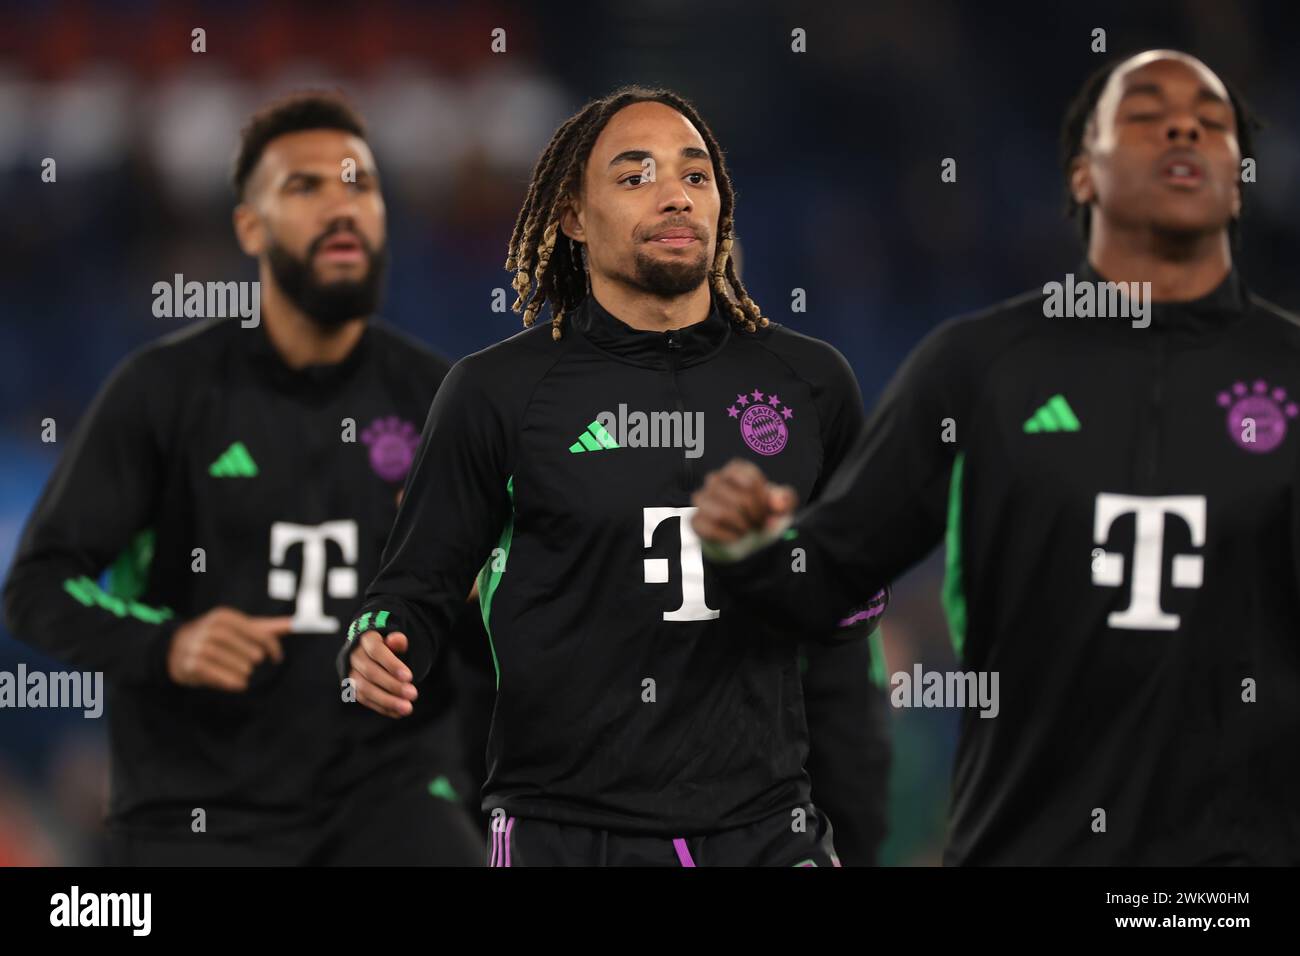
[699,515,793,564]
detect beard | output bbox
[621,244,711,299]
[267,230,389,328]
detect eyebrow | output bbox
[607,146,711,168]
[281,167,376,186]
[1120,82,1228,107]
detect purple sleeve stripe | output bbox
[837,602,886,628]
[672,837,697,867]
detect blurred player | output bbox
[692,50,1300,864]
[3,92,482,865]
[339,86,886,866]
[724,239,893,866]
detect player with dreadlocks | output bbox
[693,49,1300,865]
[338,86,886,865]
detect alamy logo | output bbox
[362,416,419,482]
[643,506,719,622]
[1092,493,1206,630]
[1042,273,1151,329]
[727,387,792,456]
[570,406,704,459]
[152,272,259,328]
[50,886,151,936]
[0,665,103,718]
[1217,379,1297,454]
[267,521,358,632]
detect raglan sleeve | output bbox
[808,343,889,643]
[704,320,967,637]
[2,351,177,686]
[336,356,513,683]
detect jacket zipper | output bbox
[664,329,693,491]
[1143,339,1166,489]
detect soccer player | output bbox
[691,50,1300,865]
[339,86,887,866]
[3,92,482,865]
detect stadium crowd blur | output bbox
[2,0,1298,865]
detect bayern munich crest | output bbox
[1217,379,1297,454]
[727,387,793,456]
[361,415,420,482]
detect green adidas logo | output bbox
[568,419,620,453]
[209,441,259,477]
[1024,394,1081,433]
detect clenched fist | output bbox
[167,608,294,691]
[346,630,419,718]
[690,458,799,548]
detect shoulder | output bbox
[930,289,1045,351]
[367,319,453,381]
[1244,293,1300,349]
[109,318,235,390]
[747,322,858,386]
[433,322,571,422]
[452,320,572,383]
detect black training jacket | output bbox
[340,292,886,835]
[707,263,1300,864]
[4,317,465,838]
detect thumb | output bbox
[385,631,409,655]
[768,485,798,515]
[237,614,295,663]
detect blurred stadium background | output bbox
[2,0,1298,865]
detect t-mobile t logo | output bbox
[267,520,358,632]
[1091,494,1206,630]
[643,506,720,622]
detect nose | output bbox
[325,179,364,220]
[1165,112,1200,145]
[326,215,356,235]
[656,179,693,215]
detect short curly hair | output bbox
[232,90,367,200]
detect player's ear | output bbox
[559,199,585,243]
[232,202,265,256]
[1069,155,1094,206]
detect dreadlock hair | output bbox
[504,85,767,341]
[1059,54,1262,250]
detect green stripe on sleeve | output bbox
[940,453,967,660]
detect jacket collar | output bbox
[571,292,732,369]
[242,317,372,393]
[1076,259,1249,335]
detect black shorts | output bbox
[108,771,483,866]
[487,803,841,867]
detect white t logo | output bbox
[643,506,720,622]
[267,520,358,632]
[1092,494,1206,630]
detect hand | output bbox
[691,458,798,545]
[167,608,293,691]
[347,630,419,718]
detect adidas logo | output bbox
[209,441,259,477]
[1024,394,1080,433]
[568,420,621,453]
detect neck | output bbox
[1087,218,1233,302]
[588,272,713,331]
[259,266,367,369]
